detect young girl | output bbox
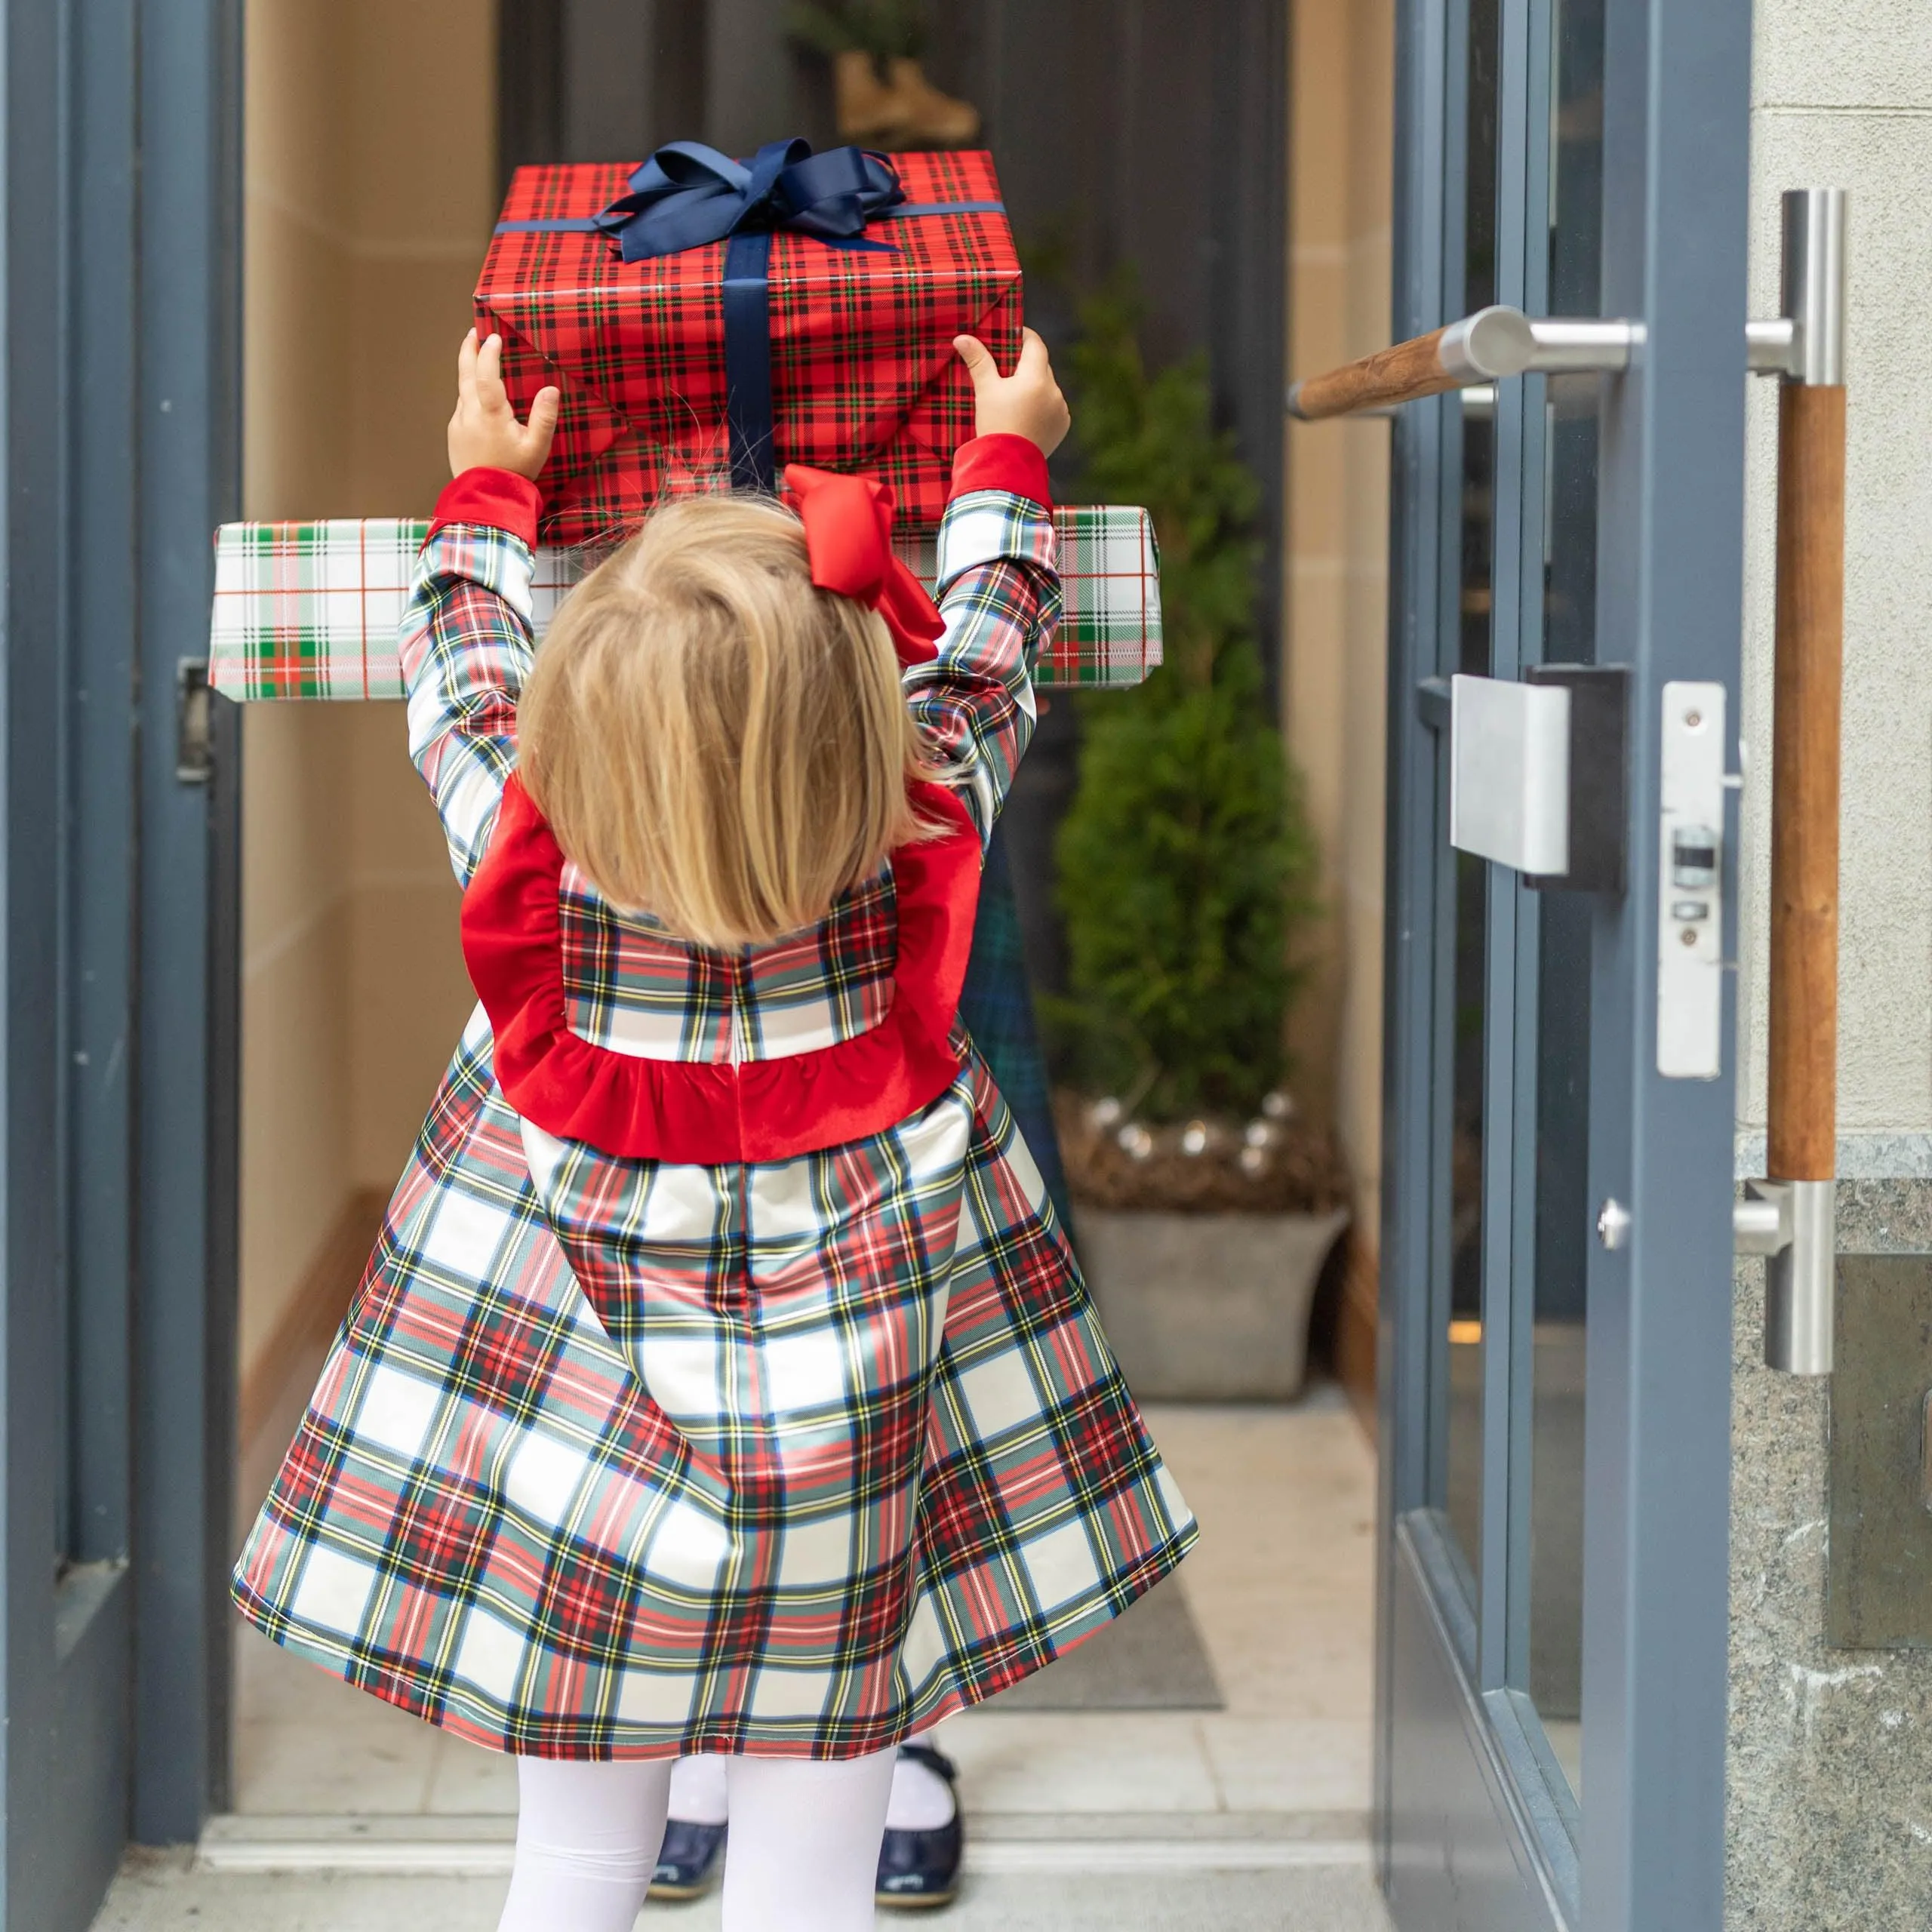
[233,327,1197,1930]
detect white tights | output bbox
[497,1747,898,1932]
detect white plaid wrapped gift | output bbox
[209,506,1162,700]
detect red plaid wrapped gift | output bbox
[481,141,1022,546]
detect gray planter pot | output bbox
[1072,1204,1352,1402]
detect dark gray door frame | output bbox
[0,0,240,1922]
[131,0,245,1847]
[1581,0,1747,1918]
[1376,0,1748,1926]
[2,2,129,1924]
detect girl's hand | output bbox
[953,328,1070,457]
[448,329,561,480]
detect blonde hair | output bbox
[518,494,935,950]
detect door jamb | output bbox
[130,0,245,1845]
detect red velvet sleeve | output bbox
[426,468,543,549]
[947,433,1052,512]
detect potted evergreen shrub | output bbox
[1048,283,1349,1401]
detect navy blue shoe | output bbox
[875,1743,963,1909]
[650,1817,726,1901]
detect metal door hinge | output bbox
[176,657,213,784]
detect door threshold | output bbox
[198,1810,1371,1878]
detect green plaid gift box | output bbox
[208,507,1161,700]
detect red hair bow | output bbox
[785,463,946,667]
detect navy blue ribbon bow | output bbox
[590,138,907,264]
[494,138,1003,494]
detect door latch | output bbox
[176,657,213,785]
[1656,681,1726,1079]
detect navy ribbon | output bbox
[494,139,1004,494]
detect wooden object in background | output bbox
[1766,383,1846,1183]
[1288,325,1453,420]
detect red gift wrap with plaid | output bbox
[232,444,1197,1760]
[478,148,1022,547]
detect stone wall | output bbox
[1729,1187,1932,1924]
[1727,5,1932,1921]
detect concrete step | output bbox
[98,1846,1392,1932]
[93,1812,1389,1932]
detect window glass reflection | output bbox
[1444,0,1502,1589]
[1527,0,1605,1805]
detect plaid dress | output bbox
[232,482,1195,1760]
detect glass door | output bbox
[1375,0,1750,1927]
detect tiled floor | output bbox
[102,1389,1387,1928]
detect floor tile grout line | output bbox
[417,1733,445,1817]
[202,1809,1376,1852]
[195,1838,1374,1878]
[1196,1714,1230,1812]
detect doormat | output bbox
[989,1577,1224,1712]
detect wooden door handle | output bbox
[1766,382,1845,1186]
[1284,307,1638,420]
[1757,186,1847,1378]
[1287,322,1461,420]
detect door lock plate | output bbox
[1657,681,1725,1078]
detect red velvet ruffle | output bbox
[461,777,982,1164]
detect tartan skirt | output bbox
[232,1004,1197,1760]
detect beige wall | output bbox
[1284,0,1395,1260]
[1738,8,1932,1168]
[239,0,497,1380]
